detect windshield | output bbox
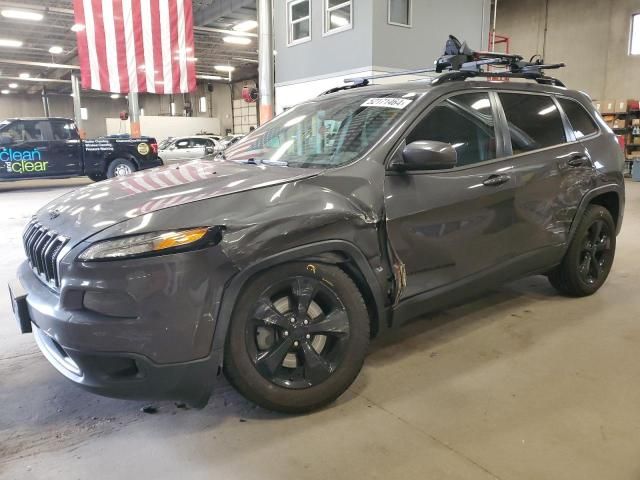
[224,92,416,168]
[159,138,174,149]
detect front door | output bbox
[384,91,520,302]
[48,119,83,176]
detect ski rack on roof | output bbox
[319,35,566,95]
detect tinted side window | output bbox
[499,93,566,154]
[51,121,78,141]
[558,98,598,139]
[0,122,25,144]
[175,139,190,149]
[191,138,208,147]
[407,92,497,167]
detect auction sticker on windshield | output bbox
[361,98,412,109]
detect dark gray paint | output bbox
[13,79,625,405]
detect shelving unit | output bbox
[600,106,640,177]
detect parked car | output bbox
[158,136,222,164]
[219,134,245,148]
[9,73,624,414]
[0,117,161,181]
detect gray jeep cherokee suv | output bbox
[9,74,624,413]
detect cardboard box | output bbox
[601,100,616,114]
[632,118,640,126]
[629,99,640,111]
[593,101,602,113]
[634,137,640,145]
[613,119,626,129]
[615,99,628,113]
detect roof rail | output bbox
[320,35,566,96]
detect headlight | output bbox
[77,227,222,262]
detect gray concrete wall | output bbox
[0,84,233,137]
[274,0,373,84]
[372,0,491,71]
[496,0,640,100]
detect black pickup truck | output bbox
[0,117,162,182]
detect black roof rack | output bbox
[321,35,566,95]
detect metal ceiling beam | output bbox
[0,58,79,69]
[0,75,71,83]
[194,0,256,27]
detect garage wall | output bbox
[0,83,233,137]
[495,0,640,100]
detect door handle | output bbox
[482,174,510,187]
[566,154,591,167]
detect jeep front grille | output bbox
[22,221,69,288]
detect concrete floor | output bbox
[1,178,639,480]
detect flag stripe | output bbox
[183,0,196,91]
[176,0,187,92]
[140,0,156,93]
[130,0,147,92]
[169,0,181,94]
[121,0,137,93]
[112,0,130,94]
[159,0,173,94]
[101,0,120,92]
[82,0,101,90]
[73,0,91,90]
[150,0,165,95]
[90,0,110,92]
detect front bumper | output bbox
[13,244,237,404]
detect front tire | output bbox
[224,262,369,413]
[106,158,136,178]
[548,205,616,296]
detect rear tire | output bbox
[224,262,369,414]
[106,158,136,178]
[548,205,616,297]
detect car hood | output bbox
[35,159,321,241]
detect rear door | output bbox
[189,138,209,158]
[497,92,591,260]
[49,119,83,175]
[384,91,520,301]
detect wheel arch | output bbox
[569,184,624,242]
[210,240,389,370]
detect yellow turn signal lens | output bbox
[153,227,210,251]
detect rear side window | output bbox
[499,93,566,155]
[557,98,598,139]
[407,92,497,167]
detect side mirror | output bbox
[391,140,458,171]
[205,146,214,155]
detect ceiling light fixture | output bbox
[214,65,235,73]
[1,89,9,94]
[8,83,18,88]
[1,9,43,21]
[110,94,120,99]
[18,72,30,79]
[49,45,63,54]
[0,39,23,48]
[196,74,225,80]
[223,36,251,45]
[233,20,258,32]
[71,23,85,32]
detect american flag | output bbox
[73,0,197,94]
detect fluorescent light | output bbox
[214,65,235,72]
[110,94,120,99]
[71,23,85,32]
[18,72,30,79]
[49,45,63,54]
[233,20,258,32]
[8,83,18,89]
[199,96,207,113]
[1,89,9,94]
[538,105,557,116]
[471,98,491,110]
[223,36,251,45]
[196,74,224,80]
[0,39,23,48]
[330,15,349,27]
[1,9,43,21]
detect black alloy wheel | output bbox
[548,205,616,297]
[247,276,350,389]
[224,262,369,413]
